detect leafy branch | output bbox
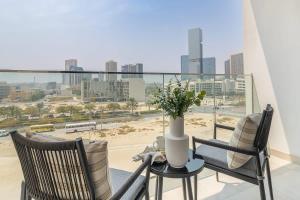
[151,77,206,119]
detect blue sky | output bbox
[0,0,242,73]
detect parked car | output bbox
[0,130,9,137]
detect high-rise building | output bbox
[202,57,216,75]
[230,53,244,75]
[63,59,85,88]
[181,28,203,80]
[188,28,203,75]
[224,53,244,79]
[0,82,9,100]
[224,59,231,74]
[181,55,189,80]
[105,60,118,81]
[121,63,143,79]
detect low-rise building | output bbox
[81,78,145,102]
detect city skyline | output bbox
[0,0,242,73]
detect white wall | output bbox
[244,0,300,158]
[128,79,145,102]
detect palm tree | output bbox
[126,98,138,114]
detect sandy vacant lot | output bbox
[0,112,239,199]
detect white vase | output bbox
[165,116,189,168]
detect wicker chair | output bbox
[11,131,152,200]
[192,104,274,200]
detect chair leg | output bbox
[256,154,267,200]
[182,178,187,200]
[258,179,266,200]
[266,159,274,200]
[21,181,26,200]
[21,182,31,200]
[216,172,219,182]
[145,190,150,200]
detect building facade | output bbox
[181,28,203,80]
[81,78,145,103]
[105,60,118,81]
[0,82,10,100]
[230,53,244,75]
[121,63,143,79]
[63,59,86,88]
[188,28,203,75]
[81,79,129,102]
[181,55,190,80]
[224,53,244,79]
[224,59,231,76]
[202,57,216,75]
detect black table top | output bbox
[150,150,205,178]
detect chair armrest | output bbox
[215,123,235,131]
[213,123,235,140]
[192,137,258,156]
[110,154,152,200]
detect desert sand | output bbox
[0,112,239,199]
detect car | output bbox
[0,130,9,137]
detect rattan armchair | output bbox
[193,104,274,200]
[11,131,152,200]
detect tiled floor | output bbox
[1,156,299,199]
[157,156,300,200]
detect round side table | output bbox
[151,150,204,200]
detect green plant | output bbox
[106,103,121,112]
[126,98,138,114]
[152,78,206,119]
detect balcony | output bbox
[0,70,281,199]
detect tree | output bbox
[84,103,96,112]
[56,105,67,114]
[0,107,8,119]
[106,103,120,112]
[126,98,138,114]
[66,105,82,116]
[7,106,22,119]
[23,106,39,116]
[145,96,154,111]
[36,102,44,117]
[30,90,45,101]
[85,103,96,120]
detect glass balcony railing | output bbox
[0,70,254,196]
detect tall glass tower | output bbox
[188,28,203,75]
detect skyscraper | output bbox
[202,57,216,75]
[188,28,203,74]
[105,60,118,81]
[121,63,143,79]
[224,59,231,78]
[230,53,244,75]
[224,59,231,74]
[224,53,244,79]
[63,59,85,87]
[181,28,203,80]
[181,55,189,80]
